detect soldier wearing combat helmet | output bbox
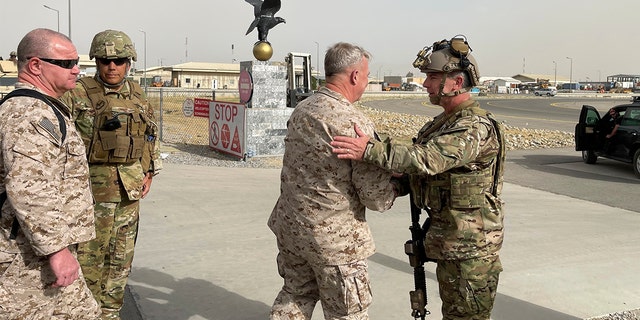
[331,35,506,319]
[61,29,161,320]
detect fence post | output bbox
[158,87,164,141]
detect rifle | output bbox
[404,191,436,319]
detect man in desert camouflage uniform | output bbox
[0,28,100,319]
[331,36,505,320]
[61,29,161,320]
[268,42,398,320]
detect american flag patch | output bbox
[38,118,60,142]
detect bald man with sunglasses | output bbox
[0,28,100,319]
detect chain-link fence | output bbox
[146,88,239,147]
[145,88,427,153]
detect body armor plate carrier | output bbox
[77,77,148,164]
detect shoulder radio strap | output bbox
[0,88,69,239]
[0,89,67,142]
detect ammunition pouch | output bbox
[78,77,149,165]
[89,111,147,164]
[421,168,493,212]
[449,171,492,209]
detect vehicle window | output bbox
[621,108,640,126]
[586,109,599,125]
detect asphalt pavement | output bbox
[120,146,640,320]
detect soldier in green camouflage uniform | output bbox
[331,36,505,320]
[61,29,161,320]
[0,28,100,319]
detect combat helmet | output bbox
[90,30,137,61]
[412,35,480,88]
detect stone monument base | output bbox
[240,60,290,157]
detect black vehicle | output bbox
[575,96,640,178]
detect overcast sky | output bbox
[1,0,637,82]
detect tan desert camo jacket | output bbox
[268,87,396,265]
[0,83,95,257]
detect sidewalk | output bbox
[125,163,640,320]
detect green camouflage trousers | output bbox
[270,248,372,320]
[77,199,139,320]
[436,254,502,320]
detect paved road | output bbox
[506,147,639,213]
[365,96,629,132]
[366,97,640,211]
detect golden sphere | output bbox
[253,41,273,61]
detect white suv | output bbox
[534,88,557,96]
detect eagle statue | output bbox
[245,0,286,43]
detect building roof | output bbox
[171,62,240,73]
[480,76,519,83]
[512,73,569,83]
[0,61,17,73]
[607,74,640,78]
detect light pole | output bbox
[553,60,557,87]
[139,29,147,93]
[68,0,71,39]
[566,56,573,92]
[314,41,319,81]
[43,5,60,32]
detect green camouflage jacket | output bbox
[61,77,161,202]
[364,99,505,260]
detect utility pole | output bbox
[68,0,71,39]
[553,61,557,87]
[314,41,319,79]
[139,29,147,94]
[43,5,60,32]
[566,57,573,92]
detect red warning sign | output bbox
[221,124,230,149]
[194,98,211,118]
[230,127,241,153]
[209,101,246,158]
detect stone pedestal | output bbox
[240,60,292,157]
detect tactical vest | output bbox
[411,105,504,208]
[411,104,506,259]
[77,78,148,164]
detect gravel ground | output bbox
[161,102,575,169]
[586,309,640,320]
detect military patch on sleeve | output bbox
[37,117,61,142]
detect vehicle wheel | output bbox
[546,93,551,96]
[634,149,640,178]
[582,150,597,164]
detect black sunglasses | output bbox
[97,58,129,66]
[36,57,79,69]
